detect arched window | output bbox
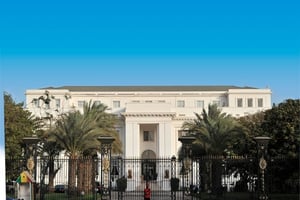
[141,150,156,159]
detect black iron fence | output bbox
[6,156,299,200]
[268,157,299,195]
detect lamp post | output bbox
[98,136,115,200]
[254,136,271,200]
[178,136,195,197]
[170,155,178,200]
[39,152,49,200]
[23,135,40,200]
[23,135,40,176]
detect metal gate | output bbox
[6,156,299,200]
[6,137,299,200]
[110,156,257,200]
[110,157,183,200]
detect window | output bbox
[196,100,204,108]
[128,169,132,179]
[113,101,120,108]
[55,99,61,108]
[78,101,85,108]
[164,170,169,178]
[177,100,185,107]
[94,100,101,106]
[247,98,253,107]
[237,98,243,107]
[143,131,154,141]
[257,98,263,107]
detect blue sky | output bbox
[0,0,299,105]
[1,0,300,103]
[0,0,299,188]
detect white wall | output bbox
[25,87,272,158]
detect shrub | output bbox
[170,178,180,191]
[116,176,127,191]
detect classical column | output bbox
[158,122,172,157]
[125,122,140,157]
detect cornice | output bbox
[173,116,195,121]
[121,112,196,121]
[121,112,176,117]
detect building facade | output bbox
[25,86,272,159]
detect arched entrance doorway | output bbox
[141,150,157,181]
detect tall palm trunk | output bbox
[48,158,55,191]
[68,157,78,195]
[78,157,94,193]
[48,157,60,192]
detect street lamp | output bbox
[179,136,195,172]
[254,136,271,200]
[23,135,40,200]
[170,155,179,200]
[178,136,195,196]
[97,136,115,200]
[23,135,40,175]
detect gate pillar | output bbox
[255,136,271,200]
[179,136,196,197]
[22,135,40,200]
[98,136,115,200]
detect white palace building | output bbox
[25,85,272,159]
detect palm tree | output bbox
[182,104,244,155]
[49,101,122,195]
[39,131,63,195]
[182,104,244,194]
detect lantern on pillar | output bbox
[254,136,271,200]
[98,136,115,200]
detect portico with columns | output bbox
[123,113,176,158]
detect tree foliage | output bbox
[48,100,122,195]
[238,99,300,158]
[237,111,266,156]
[4,92,42,158]
[48,100,122,157]
[182,104,245,156]
[262,99,300,157]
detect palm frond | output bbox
[182,104,245,155]
[48,101,122,157]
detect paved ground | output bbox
[110,191,191,200]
